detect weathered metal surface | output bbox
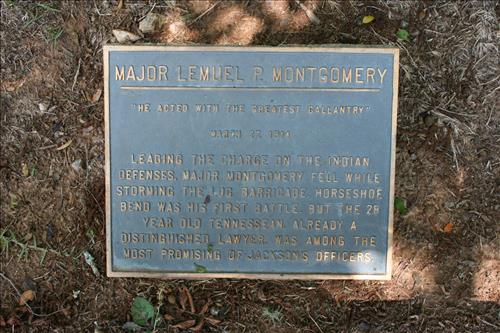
[104,45,399,279]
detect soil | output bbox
[0,1,499,332]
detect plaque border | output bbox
[103,45,399,280]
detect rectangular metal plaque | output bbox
[104,45,399,279]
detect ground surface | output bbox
[0,1,499,332]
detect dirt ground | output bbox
[0,0,499,332]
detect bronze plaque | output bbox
[104,45,399,279]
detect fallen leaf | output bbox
[71,159,82,172]
[183,286,195,313]
[167,293,176,305]
[199,302,209,315]
[163,313,175,321]
[443,222,453,233]
[19,290,36,305]
[6,315,21,326]
[1,78,26,92]
[190,319,205,332]
[90,88,102,103]
[179,287,187,310]
[112,29,141,43]
[56,139,73,151]
[61,307,71,317]
[173,319,196,329]
[31,319,50,327]
[205,317,221,325]
[257,289,267,301]
[362,15,375,24]
[22,163,29,177]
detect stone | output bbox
[112,29,141,43]
[139,13,164,34]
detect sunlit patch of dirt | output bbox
[186,0,214,15]
[200,4,264,45]
[471,259,500,302]
[261,0,318,32]
[155,11,200,44]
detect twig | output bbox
[72,58,81,91]
[295,0,320,24]
[308,311,324,333]
[190,1,220,26]
[476,316,499,329]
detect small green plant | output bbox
[5,0,16,8]
[0,228,74,264]
[395,197,408,215]
[44,26,64,45]
[131,297,155,327]
[23,2,59,28]
[36,3,60,12]
[396,28,410,41]
[262,307,282,325]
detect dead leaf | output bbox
[167,293,176,305]
[173,319,196,329]
[0,315,5,326]
[6,315,20,327]
[116,0,124,10]
[179,288,187,311]
[183,286,195,313]
[31,319,50,327]
[56,139,73,151]
[205,317,221,325]
[443,222,453,233]
[61,307,71,317]
[19,290,36,305]
[362,15,375,24]
[82,126,94,134]
[190,319,205,332]
[112,29,141,43]
[90,89,102,103]
[22,163,29,177]
[257,289,267,301]
[1,78,26,92]
[199,302,209,315]
[164,313,175,321]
